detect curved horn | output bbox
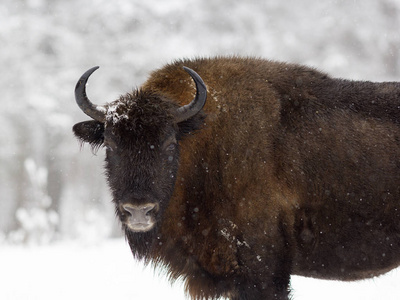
[74,66,107,122]
[174,67,207,123]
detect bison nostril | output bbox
[144,204,157,215]
[122,203,157,217]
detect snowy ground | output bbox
[1,239,400,300]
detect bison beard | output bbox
[124,226,159,261]
[74,57,400,300]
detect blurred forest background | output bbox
[2,0,400,244]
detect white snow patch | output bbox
[0,239,187,300]
[291,270,400,300]
[0,239,400,300]
[106,102,129,125]
[220,228,231,241]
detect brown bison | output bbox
[73,57,400,300]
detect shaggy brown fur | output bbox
[73,57,400,300]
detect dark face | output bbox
[104,123,180,233]
[73,90,205,236]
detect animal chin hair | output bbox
[124,225,158,262]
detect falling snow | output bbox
[2,0,400,299]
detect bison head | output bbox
[73,66,207,237]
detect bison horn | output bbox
[74,66,107,122]
[174,67,207,123]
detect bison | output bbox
[73,57,400,300]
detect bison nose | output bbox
[123,203,156,217]
[121,203,158,232]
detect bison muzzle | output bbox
[73,57,400,300]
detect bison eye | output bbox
[165,143,176,152]
[164,143,177,163]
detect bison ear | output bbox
[176,110,206,138]
[72,120,105,151]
